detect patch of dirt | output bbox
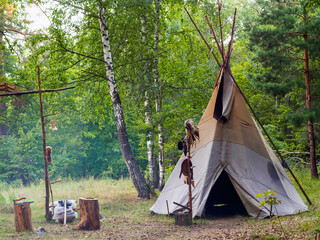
[1,198,316,240]
[1,215,315,240]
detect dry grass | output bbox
[0,173,319,240]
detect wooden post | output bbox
[37,66,51,221]
[64,200,67,225]
[186,138,193,223]
[74,197,100,231]
[14,203,34,232]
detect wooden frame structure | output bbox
[0,68,75,220]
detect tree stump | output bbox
[174,212,192,226]
[316,233,320,240]
[14,203,34,232]
[73,197,100,231]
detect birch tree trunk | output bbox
[141,14,158,188]
[98,5,150,198]
[154,0,165,190]
[145,92,158,188]
[303,21,318,178]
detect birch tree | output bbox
[141,12,158,189]
[98,4,150,198]
[153,0,165,190]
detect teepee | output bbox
[150,5,309,218]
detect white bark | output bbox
[98,5,150,199]
[154,0,165,190]
[145,93,155,185]
[142,13,158,188]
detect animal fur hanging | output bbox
[179,159,195,187]
[184,119,199,148]
[46,146,52,163]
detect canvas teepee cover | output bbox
[150,68,308,218]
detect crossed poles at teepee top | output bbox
[184,3,312,206]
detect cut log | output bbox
[58,215,75,224]
[14,203,34,232]
[73,197,100,231]
[174,212,192,226]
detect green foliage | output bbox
[0,194,5,205]
[244,0,320,169]
[1,0,319,189]
[256,189,282,217]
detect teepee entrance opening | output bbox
[204,170,248,217]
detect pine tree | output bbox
[246,0,320,178]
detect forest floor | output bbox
[0,172,319,240]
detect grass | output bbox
[0,168,319,239]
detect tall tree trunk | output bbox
[0,17,4,136]
[157,123,165,190]
[98,5,150,198]
[145,91,157,188]
[141,14,158,188]
[303,29,318,178]
[154,0,165,190]
[37,66,51,220]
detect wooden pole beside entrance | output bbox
[186,138,193,221]
[174,127,194,226]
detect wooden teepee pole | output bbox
[184,7,221,68]
[218,1,225,59]
[224,8,237,66]
[204,15,223,59]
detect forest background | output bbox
[0,0,319,197]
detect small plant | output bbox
[257,190,288,239]
[256,189,282,218]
